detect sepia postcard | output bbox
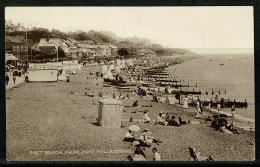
[5,6,255,161]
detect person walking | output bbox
[5,73,9,85]
[13,75,16,84]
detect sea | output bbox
[167,54,255,120]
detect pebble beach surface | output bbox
[6,65,255,161]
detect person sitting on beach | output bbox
[133,90,138,96]
[167,116,180,126]
[132,146,147,161]
[138,129,162,146]
[211,116,228,131]
[195,112,203,119]
[123,130,136,142]
[118,93,124,99]
[142,111,151,123]
[211,116,219,130]
[155,112,168,126]
[218,117,228,128]
[133,100,139,107]
[226,122,240,134]
[152,147,161,161]
[219,125,233,134]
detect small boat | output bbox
[102,84,112,87]
[209,60,212,61]
[220,64,224,66]
[115,86,130,89]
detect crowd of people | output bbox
[124,128,163,161]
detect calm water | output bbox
[167,54,255,119]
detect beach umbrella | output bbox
[128,125,140,132]
[212,114,228,118]
[219,114,228,118]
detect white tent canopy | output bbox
[109,64,115,70]
[103,69,114,80]
[115,66,121,74]
[5,53,19,61]
[101,65,108,74]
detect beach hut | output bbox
[97,99,124,128]
[101,65,108,74]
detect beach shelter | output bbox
[101,65,108,74]
[103,69,114,80]
[97,99,124,128]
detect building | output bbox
[104,45,111,57]
[36,38,69,60]
[98,45,107,57]
[64,39,77,59]
[108,45,118,57]
[5,35,29,62]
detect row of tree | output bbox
[5,20,193,57]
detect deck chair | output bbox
[188,147,208,161]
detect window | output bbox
[12,46,16,51]
[16,46,20,51]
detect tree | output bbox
[117,48,130,57]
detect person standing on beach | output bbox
[196,99,201,114]
[231,104,235,117]
[152,148,161,161]
[215,95,218,102]
[182,95,188,109]
[217,102,221,113]
[13,75,16,84]
[5,73,9,85]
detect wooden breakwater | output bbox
[191,99,248,108]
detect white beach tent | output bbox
[103,68,114,80]
[121,60,126,68]
[101,65,108,74]
[115,66,121,74]
[116,59,121,66]
[109,64,115,71]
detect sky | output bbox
[5,7,254,54]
